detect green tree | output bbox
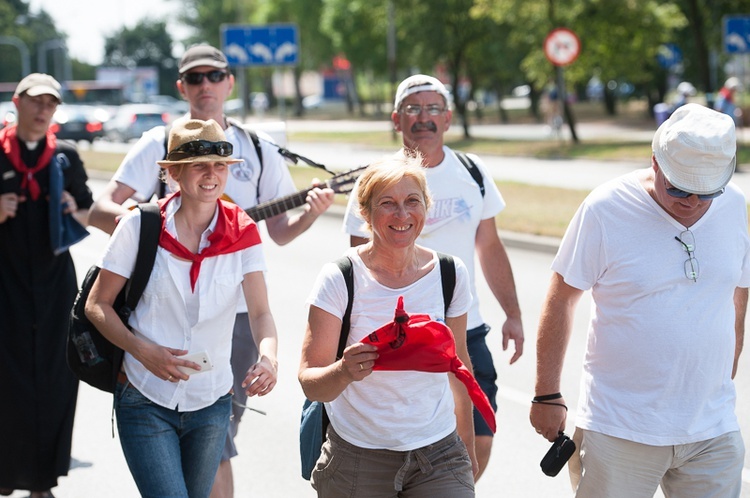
[103,20,178,96]
[0,0,68,85]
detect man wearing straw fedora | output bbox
[88,44,334,498]
[531,103,750,497]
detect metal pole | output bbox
[387,0,397,139]
[0,36,31,77]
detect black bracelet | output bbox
[533,392,562,402]
[531,400,568,411]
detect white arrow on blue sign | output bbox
[221,24,299,67]
[723,15,750,54]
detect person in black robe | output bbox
[0,74,93,498]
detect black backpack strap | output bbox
[320,256,354,438]
[438,252,456,316]
[122,203,162,314]
[455,151,485,198]
[227,117,264,204]
[334,256,354,359]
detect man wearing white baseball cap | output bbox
[343,74,524,480]
[532,103,750,497]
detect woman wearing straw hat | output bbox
[86,119,278,498]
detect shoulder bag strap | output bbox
[334,256,354,359]
[438,252,456,316]
[455,150,485,198]
[123,203,161,313]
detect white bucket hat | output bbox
[652,103,736,195]
[393,74,451,111]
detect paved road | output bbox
[13,171,747,498]
[14,122,749,497]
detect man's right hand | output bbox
[530,396,568,442]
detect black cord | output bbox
[532,400,568,411]
[533,392,562,402]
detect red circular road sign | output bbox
[544,28,580,66]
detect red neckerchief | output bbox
[157,192,262,292]
[0,125,57,201]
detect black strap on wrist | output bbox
[532,392,567,411]
[533,392,562,402]
[532,400,568,411]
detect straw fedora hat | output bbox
[157,118,243,167]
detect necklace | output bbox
[363,247,422,287]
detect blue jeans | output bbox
[467,324,498,437]
[114,382,232,498]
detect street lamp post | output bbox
[0,36,31,77]
[38,38,72,83]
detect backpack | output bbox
[159,119,263,201]
[455,150,485,198]
[299,253,456,480]
[66,204,161,393]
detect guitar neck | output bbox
[245,187,313,222]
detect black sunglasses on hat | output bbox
[167,140,234,161]
[181,70,228,86]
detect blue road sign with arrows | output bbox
[724,15,750,54]
[221,24,299,67]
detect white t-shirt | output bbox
[99,197,266,412]
[307,248,472,450]
[343,147,505,329]
[553,171,750,445]
[113,119,294,314]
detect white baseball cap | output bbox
[394,74,451,111]
[652,103,736,195]
[14,73,62,102]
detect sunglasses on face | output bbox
[167,140,233,161]
[663,177,724,200]
[181,70,228,85]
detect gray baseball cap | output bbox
[179,44,228,74]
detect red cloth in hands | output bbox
[361,295,496,433]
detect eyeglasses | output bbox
[167,140,233,161]
[674,229,699,282]
[181,70,228,85]
[663,177,724,201]
[401,104,446,116]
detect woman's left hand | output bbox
[242,355,278,397]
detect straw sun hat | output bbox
[157,119,242,168]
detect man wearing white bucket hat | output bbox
[531,103,750,497]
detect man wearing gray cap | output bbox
[88,44,334,498]
[0,73,94,498]
[343,74,524,480]
[531,103,749,497]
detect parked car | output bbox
[103,104,170,142]
[50,105,108,143]
[0,102,17,130]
